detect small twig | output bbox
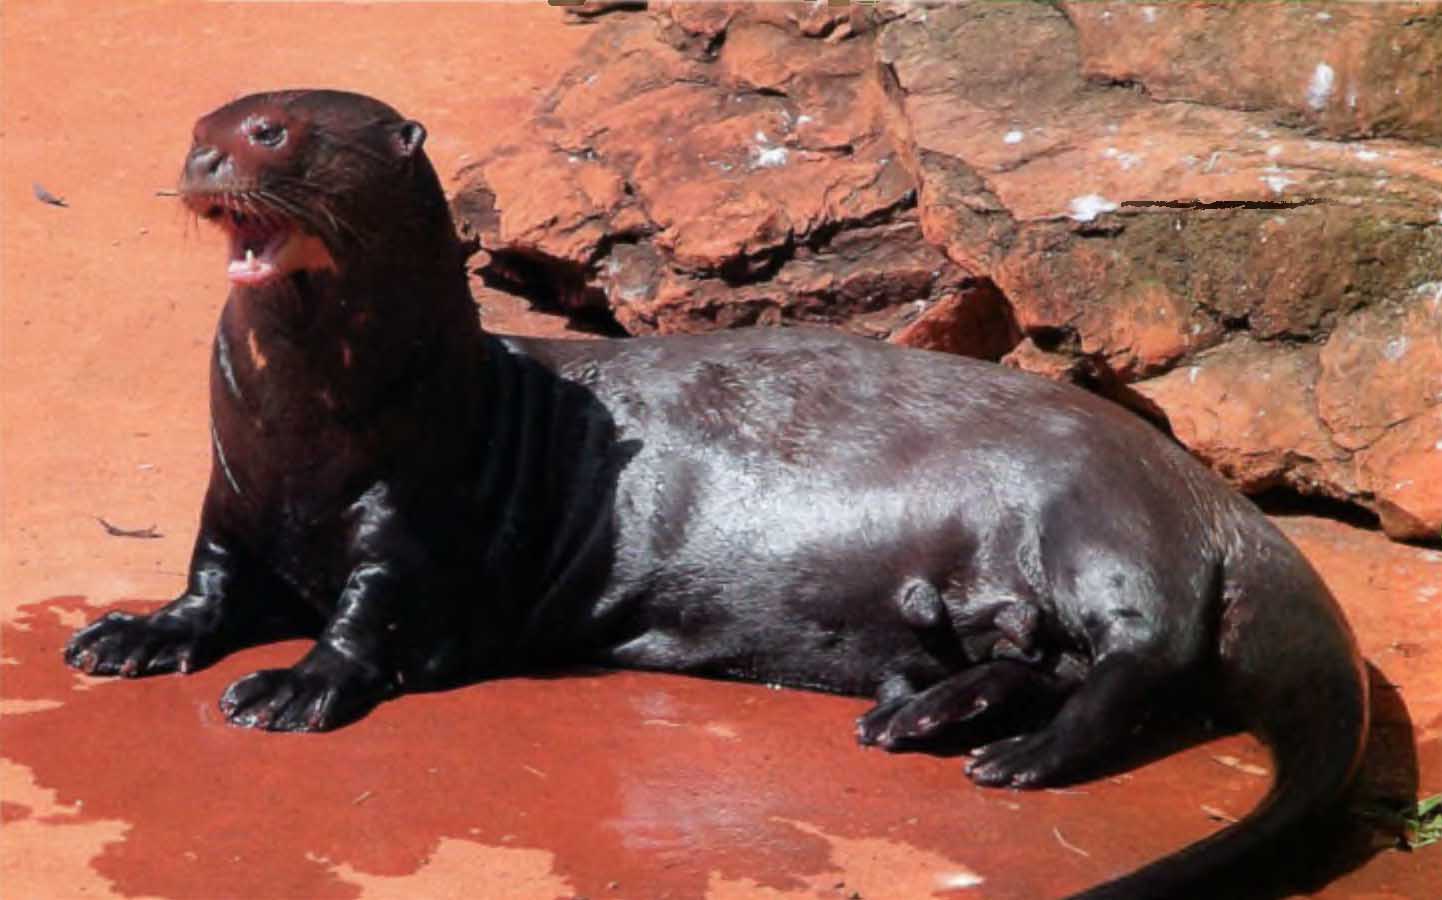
[95,517,162,539]
[522,765,548,779]
[155,189,180,197]
[1053,825,1090,857]
[33,182,67,207]
[352,790,374,805]
[1201,804,1240,824]
[1211,754,1269,778]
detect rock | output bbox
[1065,1,1442,144]
[1318,286,1442,539]
[453,4,966,340]
[1133,341,1348,495]
[450,2,1442,540]
[877,1,1442,537]
[890,279,1019,361]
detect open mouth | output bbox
[191,196,336,288]
[220,208,294,286]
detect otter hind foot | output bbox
[857,661,1067,752]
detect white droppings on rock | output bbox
[796,114,813,126]
[752,145,788,169]
[1261,169,1294,194]
[1103,147,1142,170]
[1003,130,1025,145]
[1413,282,1442,312]
[1188,367,1200,384]
[1141,6,1157,24]
[937,871,986,890]
[1316,11,1333,22]
[1354,148,1380,162]
[1383,337,1409,361]
[1068,194,1118,222]
[1306,63,1335,111]
[1267,145,1284,159]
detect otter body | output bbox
[66,91,1368,900]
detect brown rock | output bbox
[1133,342,1348,495]
[1002,337,1088,385]
[877,1,1442,536]
[1318,286,1442,539]
[1318,284,1442,452]
[473,148,627,265]
[453,4,966,343]
[1065,1,1442,144]
[1356,408,1442,541]
[609,217,969,337]
[890,279,1019,361]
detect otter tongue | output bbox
[226,227,290,287]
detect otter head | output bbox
[180,90,453,289]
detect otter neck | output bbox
[216,253,480,423]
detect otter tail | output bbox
[1072,540,1369,900]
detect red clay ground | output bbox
[2,3,1439,899]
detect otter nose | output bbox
[185,144,226,182]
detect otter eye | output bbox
[247,119,286,148]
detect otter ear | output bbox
[389,120,427,159]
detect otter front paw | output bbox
[64,610,219,677]
[219,644,393,732]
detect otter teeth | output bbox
[228,240,280,286]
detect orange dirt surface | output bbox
[2,3,1438,899]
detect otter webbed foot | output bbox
[965,652,1163,789]
[65,608,227,677]
[220,643,396,732]
[965,731,1070,788]
[857,661,1067,751]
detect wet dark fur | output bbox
[66,91,1368,900]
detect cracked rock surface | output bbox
[452,0,1442,542]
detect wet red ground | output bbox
[2,3,1439,899]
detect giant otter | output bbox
[65,90,1367,899]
